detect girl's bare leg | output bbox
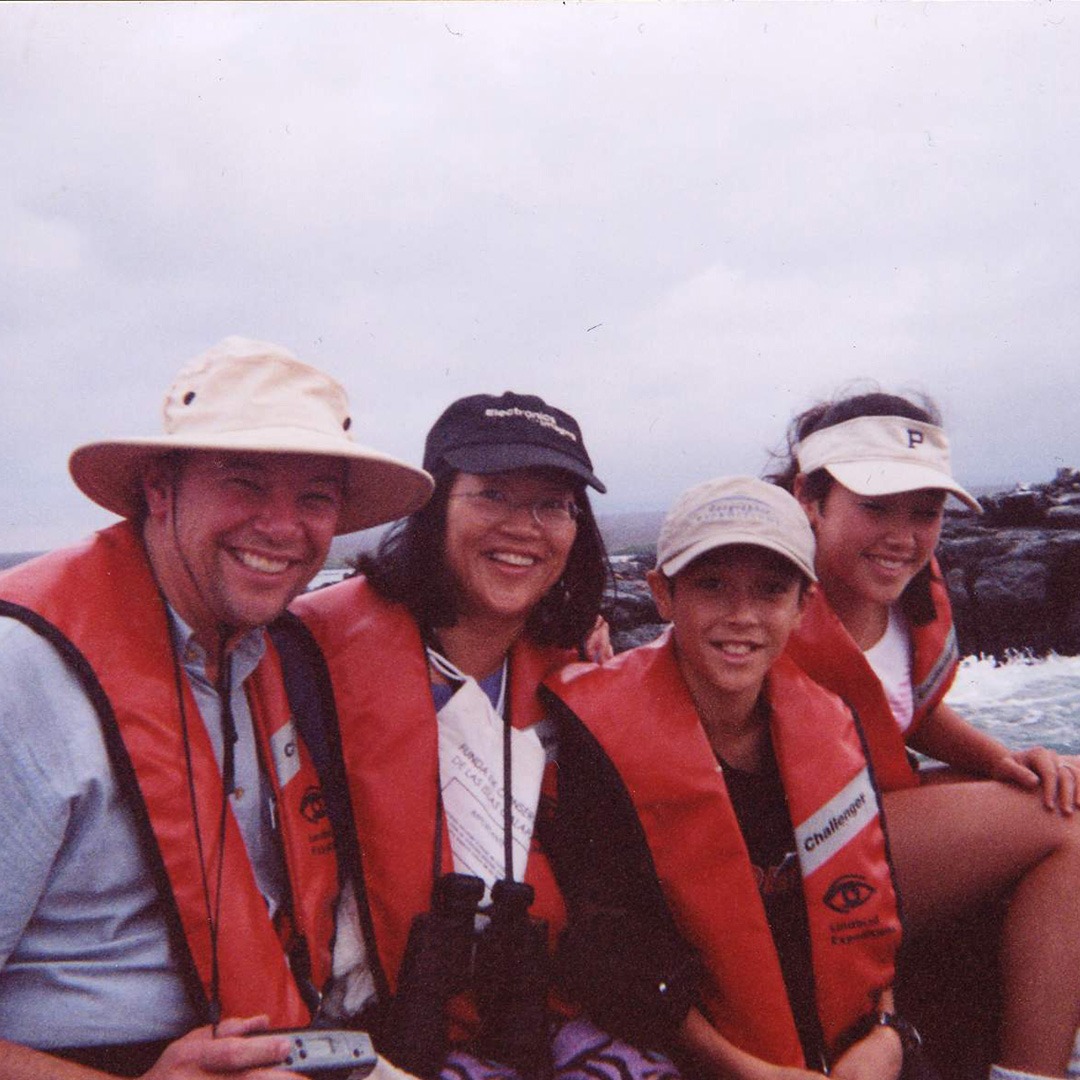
[883,781,1080,1077]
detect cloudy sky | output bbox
[3,1,1079,552]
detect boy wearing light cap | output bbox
[543,477,912,1080]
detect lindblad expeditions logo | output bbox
[823,873,876,914]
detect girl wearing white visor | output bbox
[770,391,1080,1080]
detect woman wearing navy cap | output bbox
[293,392,672,1080]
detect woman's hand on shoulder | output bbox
[993,747,1079,814]
[583,615,614,664]
[829,1022,903,1080]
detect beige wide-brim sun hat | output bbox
[68,336,434,535]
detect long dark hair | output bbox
[357,467,610,649]
[764,388,943,625]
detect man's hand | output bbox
[142,1016,303,1079]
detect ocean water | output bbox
[947,652,1080,755]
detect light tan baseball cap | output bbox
[69,336,434,535]
[796,415,982,512]
[656,476,817,581]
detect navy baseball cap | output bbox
[423,391,606,493]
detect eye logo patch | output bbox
[823,874,876,913]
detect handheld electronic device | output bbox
[259,1029,377,1078]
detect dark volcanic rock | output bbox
[939,468,1080,655]
[940,516,1080,658]
[613,623,669,651]
[980,489,1047,526]
[979,468,1080,528]
[603,472,1080,659]
[606,552,662,652]
[1047,504,1080,528]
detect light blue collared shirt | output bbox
[0,609,284,1049]
[169,611,285,917]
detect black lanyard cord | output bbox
[426,647,516,900]
[501,664,514,883]
[209,644,238,1025]
[217,642,239,796]
[164,604,232,1031]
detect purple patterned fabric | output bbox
[440,1016,681,1080]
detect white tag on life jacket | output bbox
[794,766,879,878]
[269,717,302,788]
[433,661,546,897]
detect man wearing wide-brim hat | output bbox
[0,338,433,1079]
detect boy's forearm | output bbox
[676,1008,817,1080]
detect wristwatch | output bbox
[856,1011,923,1055]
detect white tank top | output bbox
[862,607,914,733]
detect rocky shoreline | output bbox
[604,469,1080,659]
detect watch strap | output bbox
[837,1009,923,1063]
[866,1010,922,1054]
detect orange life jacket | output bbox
[0,522,338,1027]
[292,577,571,1009]
[785,559,959,790]
[545,633,901,1065]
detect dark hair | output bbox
[764,387,942,625]
[357,467,611,649]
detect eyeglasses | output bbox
[449,488,581,529]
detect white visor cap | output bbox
[796,416,982,513]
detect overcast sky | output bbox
[3,1,1079,552]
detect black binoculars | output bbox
[382,873,551,1080]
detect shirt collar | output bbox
[167,607,266,688]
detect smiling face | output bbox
[443,469,579,635]
[648,545,807,724]
[798,480,945,639]
[143,450,344,650]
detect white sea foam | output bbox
[947,652,1080,754]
